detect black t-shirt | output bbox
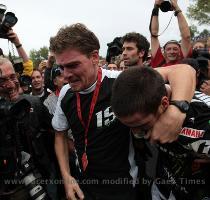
[53,69,138,190]
[155,101,210,198]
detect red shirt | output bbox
[151,46,192,68]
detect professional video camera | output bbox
[159,0,173,12]
[0,98,49,200]
[0,4,18,39]
[106,37,122,63]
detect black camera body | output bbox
[0,4,18,39]
[159,0,173,12]
[106,37,122,63]
[0,98,49,199]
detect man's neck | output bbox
[79,67,99,94]
[32,88,44,96]
[137,60,143,67]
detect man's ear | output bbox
[53,78,57,86]
[91,50,99,65]
[138,50,145,59]
[159,96,169,113]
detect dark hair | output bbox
[51,65,62,80]
[181,58,199,72]
[121,32,150,61]
[49,23,100,57]
[181,58,209,90]
[111,66,166,117]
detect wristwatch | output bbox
[169,100,190,113]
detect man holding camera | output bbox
[0,57,59,200]
[150,0,192,68]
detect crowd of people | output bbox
[0,0,210,199]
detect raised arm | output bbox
[7,29,29,62]
[7,29,33,76]
[171,0,191,57]
[150,0,163,58]
[156,64,196,101]
[149,64,196,143]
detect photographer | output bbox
[150,0,192,68]
[0,57,59,200]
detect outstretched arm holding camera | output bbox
[7,29,33,76]
[150,0,161,59]
[171,0,191,57]
[150,0,191,67]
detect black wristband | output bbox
[174,10,182,17]
[16,44,22,49]
[152,5,159,16]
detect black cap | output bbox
[51,66,63,80]
[19,75,31,86]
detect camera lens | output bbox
[160,1,172,12]
[3,12,18,27]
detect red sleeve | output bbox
[151,46,165,68]
[180,46,193,59]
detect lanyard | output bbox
[76,68,102,170]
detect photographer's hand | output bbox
[7,29,30,64]
[170,0,180,11]
[200,80,210,96]
[155,0,163,6]
[7,29,21,47]
[46,55,55,69]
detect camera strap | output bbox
[149,8,174,37]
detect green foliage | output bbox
[187,0,210,25]
[29,46,49,68]
[199,29,210,38]
[191,28,210,41]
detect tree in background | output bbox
[29,46,49,68]
[189,25,210,42]
[187,0,210,25]
[189,25,199,39]
[187,0,210,42]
